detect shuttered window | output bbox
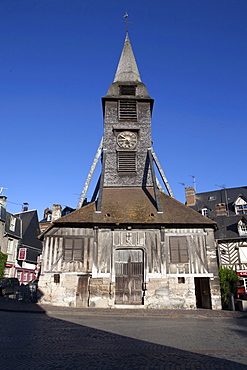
[64,238,85,262]
[119,100,137,121]
[169,236,189,263]
[118,151,136,172]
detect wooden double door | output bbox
[115,249,144,305]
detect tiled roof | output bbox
[52,187,216,227]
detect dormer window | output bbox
[238,219,247,236]
[201,207,210,218]
[120,85,136,96]
[234,196,247,215]
[236,205,247,215]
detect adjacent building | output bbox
[186,186,247,297]
[15,208,43,283]
[39,205,75,233]
[38,33,221,310]
[0,195,21,278]
[0,196,43,283]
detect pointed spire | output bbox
[113,34,141,83]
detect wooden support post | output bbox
[96,150,106,212]
[150,148,174,198]
[147,149,162,213]
[77,137,103,209]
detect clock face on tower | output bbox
[117,131,137,149]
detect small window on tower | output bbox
[118,151,136,172]
[120,85,136,96]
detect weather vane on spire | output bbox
[122,12,132,34]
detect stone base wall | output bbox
[38,274,221,310]
[209,277,222,310]
[38,273,78,307]
[145,277,197,309]
[88,277,111,308]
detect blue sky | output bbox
[1,0,247,219]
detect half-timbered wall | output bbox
[218,239,247,271]
[39,226,221,309]
[42,227,94,273]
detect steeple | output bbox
[113,34,141,83]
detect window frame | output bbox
[169,236,189,264]
[63,237,85,262]
[7,238,14,254]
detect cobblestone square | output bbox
[0,300,247,369]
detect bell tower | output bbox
[77,34,173,210]
[102,34,154,188]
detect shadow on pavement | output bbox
[0,299,246,369]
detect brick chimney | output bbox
[215,203,228,216]
[52,204,62,221]
[185,187,196,206]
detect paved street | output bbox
[0,302,247,369]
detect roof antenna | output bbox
[190,175,196,192]
[0,187,8,195]
[122,12,132,34]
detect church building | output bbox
[39,34,221,310]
